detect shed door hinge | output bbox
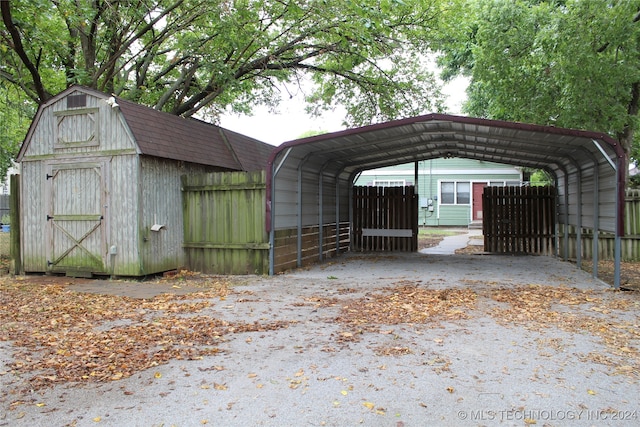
[46,173,53,180]
[47,215,53,221]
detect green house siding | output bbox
[355,159,522,227]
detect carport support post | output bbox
[614,157,622,289]
[335,180,340,255]
[318,171,324,262]
[269,166,276,276]
[563,175,570,261]
[297,164,303,267]
[269,147,293,276]
[592,163,600,279]
[576,168,582,269]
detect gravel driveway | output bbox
[1,252,639,427]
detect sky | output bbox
[220,75,469,146]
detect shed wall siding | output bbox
[21,92,141,275]
[107,154,142,276]
[20,161,46,271]
[139,157,211,274]
[22,90,137,158]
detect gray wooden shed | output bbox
[17,85,273,277]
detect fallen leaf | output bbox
[363,402,375,410]
[214,383,227,390]
[341,390,348,396]
[446,387,454,393]
[93,417,101,422]
[154,372,162,379]
[587,389,596,395]
[524,418,536,425]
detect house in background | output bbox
[16,85,273,277]
[354,158,525,227]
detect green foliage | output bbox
[0,84,34,179]
[530,170,553,187]
[437,0,640,161]
[296,130,327,139]
[1,0,446,127]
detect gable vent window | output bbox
[67,94,87,109]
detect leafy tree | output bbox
[0,83,34,179]
[1,0,446,124]
[437,0,640,166]
[0,0,452,175]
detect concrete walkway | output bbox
[419,229,483,255]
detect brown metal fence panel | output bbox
[483,186,556,255]
[352,186,418,252]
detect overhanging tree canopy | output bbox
[436,0,640,164]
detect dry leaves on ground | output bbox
[487,284,640,375]
[0,277,290,389]
[2,270,640,393]
[329,279,640,377]
[335,282,478,330]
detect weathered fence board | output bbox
[483,186,556,255]
[352,186,418,252]
[560,189,640,261]
[182,170,268,274]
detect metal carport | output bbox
[266,114,626,287]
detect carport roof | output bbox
[267,113,626,235]
[270,113,624,177]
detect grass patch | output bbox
[418,228,465,237]
[418,228,467,250]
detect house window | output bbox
[373,179,405,187]
[441,181,470,205]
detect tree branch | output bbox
[1,1,50,103]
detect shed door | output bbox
[47,163,106,273]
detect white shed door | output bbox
[47,163,105,273]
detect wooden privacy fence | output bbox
[483,186,556,255]
[352,186,418,251]
[182,170,269,274]
[562,189,640,261]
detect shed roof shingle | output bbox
[116,96,273,171]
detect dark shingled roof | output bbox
[18,85,274,171]
[116,97,273,171]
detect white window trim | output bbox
[438,180,471,206]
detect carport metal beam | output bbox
[591,139,622,289]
